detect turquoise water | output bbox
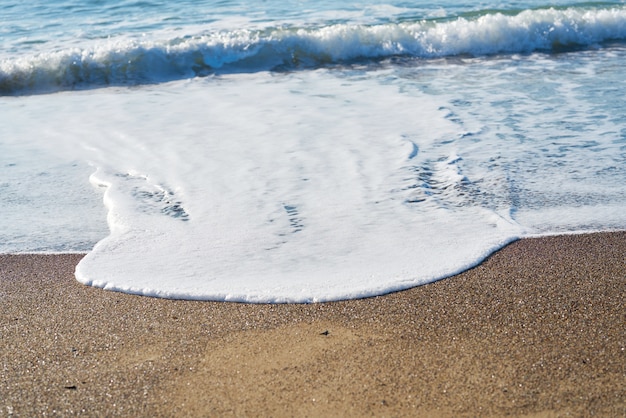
[1,1,625,302]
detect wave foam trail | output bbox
[2,6,626,94]
[3,70,527,302]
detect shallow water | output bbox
[2,0,625,301]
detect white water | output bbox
[3,7,626,94]
[4,57,625,301]
[2,1,625,302]
[1,71,518,301]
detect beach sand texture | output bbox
[1,232,624,417]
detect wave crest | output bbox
[2,6,625,95]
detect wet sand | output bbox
[1,232,624,417]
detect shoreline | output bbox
[1,231,624,416]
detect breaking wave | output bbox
[2,6,625,95]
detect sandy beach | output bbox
[1,232,624,417]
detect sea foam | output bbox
[2,7,625,95]
[2,5,625,302]
[3,70,526,302]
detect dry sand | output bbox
[1,232,624,417]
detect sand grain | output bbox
[1,232,624,416]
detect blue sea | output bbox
[1,0,625,302]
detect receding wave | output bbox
[2,6,625,95]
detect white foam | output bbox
[2,70,526,302]
[2,6,625,94]
[3,45,625,302]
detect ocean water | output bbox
[1,1,625,302]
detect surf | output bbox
[2,6,625,95]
